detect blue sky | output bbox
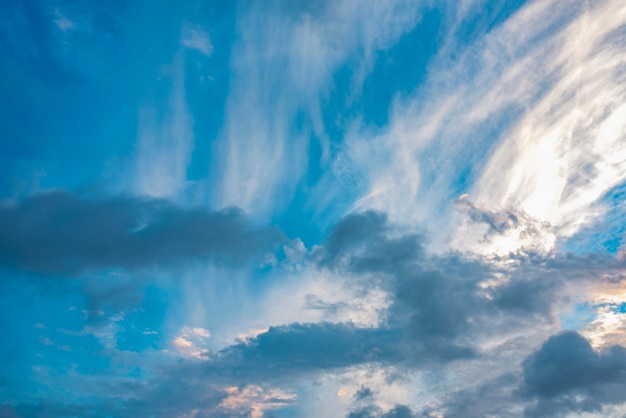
[1,1,626,417]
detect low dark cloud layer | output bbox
[0,191,284,276]
[521,331,626,417]
[5,209,626,417]
[211,321,471,380]
[348,405,416,418]
[318,211,552,356]
[193,210,599,388]
[214,323,405,373]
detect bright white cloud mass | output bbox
[1,1,625,417]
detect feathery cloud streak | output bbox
[1,0,626,417]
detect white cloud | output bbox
[295,366,426,418]
[171,326,212,359]
[472,0,626,229]
[134,55,195,198]
[333,0,625,255]
[258,267,392,329]
[219,385,296,418]
[181,24,213,57]
[168,259,391,353]
[211,0,424,219]
[53,8,74,32]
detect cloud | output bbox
[219,385,296,418]
[355,386,374,400]
[204,210,620,382]
[0,191,284,276]
[313,211,626,416]
[431,373,522,418]
[318,212,491,349]
[181,24,213,57]
[6,208,626,417]
[212,323,412,376]
[4,1,626,417]
[521,331,626,417]
[172,326,212,359]
[53,8,74,32]
[211,0,424,218]
[134,54,194,199]
[348,405,416,418]
[453,194,555,254]
[334,0,626,257]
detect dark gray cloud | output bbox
[316,211,622,362]
[521,331,626,417]
[122,212,626,417]
[318,211,401,268]
[355,386,374,400]
[205,210,602,388]
[7,209,626,417]
[209,321,470,380]
[226,210,571,400]
[318,212,507,355]
[347,405,416,418]
[213,323,405,373]
[0,191,284,276]
[453,196,552,242]
[432,373,522,418]
[491,274,559,317]
[453,196,522,235]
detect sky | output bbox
[0,0,626,417]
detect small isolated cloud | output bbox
[181,24,213,57]
[188,327,211,339]
[53,8,74,32]
[39,336,54,346]
[172,326,212,359]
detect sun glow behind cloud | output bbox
[1,0,625,417]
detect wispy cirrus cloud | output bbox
[211,0,424,219]
[133,21,215,199]
[133,53,195,199]
[335,0,626,256]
